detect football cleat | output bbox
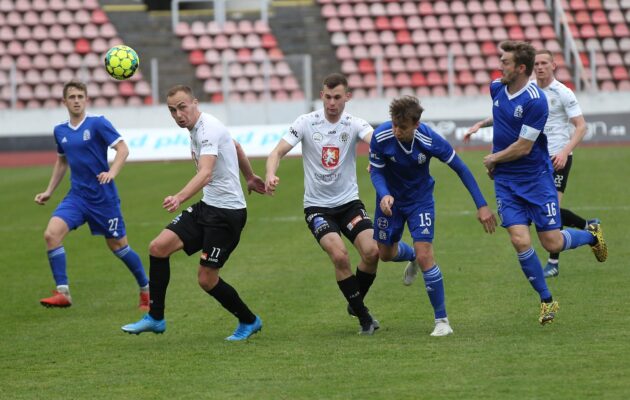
[40,290,72,308]
[543,262,559,278]
[403,259,420,286]
[138,291,150,311]
[359,316,380,335]
[539,301,559,325]
[226,316,262,341]
[587,222,607,262]
[121,314,166,335]
[430,318,453,337]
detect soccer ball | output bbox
[104,45,139,80]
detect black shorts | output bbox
[552,154,573,193]
[166,201,247,268]
[304,199,373,243]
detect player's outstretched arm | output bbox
[233,140,265,195]
[97,140,129,184]
[447,154,496,232]
[464,117,493,143]
[164,154,216,213]
[34,155,68,205]
[265,139,293,195]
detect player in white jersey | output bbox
[265,73,380,335]
[122,85,266,341]
[534,49,597,278]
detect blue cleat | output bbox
[543,262,559,278]
[225,316,262,341]
[121,314,166,335]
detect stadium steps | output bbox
[99,1,204,103]
[269,2,340,101]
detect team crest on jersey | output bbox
[376,217,388,229]
[312,132,323,143]
[417,153,427,164]
[340,132,349,143]
[321,146,339,169]
[514,105,523,118]
[83,129,91,141]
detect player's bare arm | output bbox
[483,136,535,172]
[35,155,68,205]
[464,117,493,143]
[97,140,129,184]
[163,154,216,213]
[553,114,587,170]
[264,139,293,195]
[233,140,265,195]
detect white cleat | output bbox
[403,260,420,286]
[430,318,453,337]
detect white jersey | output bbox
[283,109,373,208]
[540,79,583,156]
[190,112,245,209]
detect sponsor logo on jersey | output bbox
[417,153,427,164]
[548,218,556,225]
[378,230,387,240]
[83,129,91,141]
[321,146,340,169]
[340,132,349,143]
[306,212,321,223]
[313,216,329,235]
[327,130,336,135]
[312,132,323,143]
[289,127,298,138]
[376,217,388,229]
[61,137,68,143]
[514,105,523,118]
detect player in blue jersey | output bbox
[472,41,607,325]
[370,96,497,336]
[34,80,149,309]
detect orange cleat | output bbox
[40,290,72,308]
[138,291,150,311]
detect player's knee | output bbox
[197,270,219,291]
[416,253,434,270]
[509,235,531,252]
[363,245,379,265]
[330,250,350,270]
[541,235,563,253]
[148,239,169,258]
[43,229,61,247]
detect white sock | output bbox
[56,285,70,294]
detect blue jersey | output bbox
[54,114,121,204]
[369,121,455,205]
[490,79,551,181]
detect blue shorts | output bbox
[52,193,127,239]
[373,198,435,245]
[494,173,561,232]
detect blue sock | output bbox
[114,245,149,287]
[422,265,447,319]
[392,241,415,262]
[518,248,552,301]
[48,246,68,286]
[561,228,595,250]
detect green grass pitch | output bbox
[1,146,628,399]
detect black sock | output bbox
[355,268,376,299]
[560,208,587,229]
[207,278,256,324]
[337,276,369,323]
[148,255,170,321]
[548,253,560,262]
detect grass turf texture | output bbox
[1,147,629,399]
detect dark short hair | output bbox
[500,40,537,76]
[389,96,424,125]
[166,84,195,100]
[62,80,87,98]
[322,73,348,90]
